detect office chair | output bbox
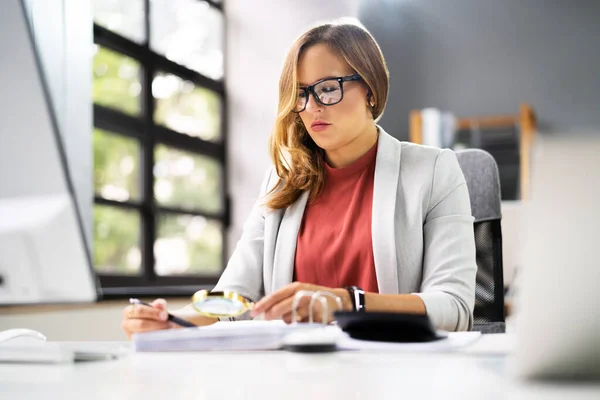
[455,149,506,333]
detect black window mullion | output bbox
[142,21,157,285]
[220,2,229,271]
[153,57,223,94]
[220,93,230,271]
[94,105,145,140]
[94,196,142,211]
[99,275,217,291]
[94,25,146,63]
[154,126,225,161]
[144,0,150,48]
[157,205,224,221]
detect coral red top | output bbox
[294,142,379,293]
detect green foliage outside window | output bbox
[92,43,224,276]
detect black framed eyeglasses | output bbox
[293,73,362,113]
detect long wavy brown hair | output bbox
[265,20,389,210]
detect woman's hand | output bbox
[121,298,179,339]
[251,282,352,324]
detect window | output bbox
[92,0,227,295]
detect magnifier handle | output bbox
[167,314,197,328]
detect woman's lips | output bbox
[311,121,331,132]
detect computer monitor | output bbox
[513,132,600,379]
[0,0,99,304]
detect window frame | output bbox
[92,0,229,297]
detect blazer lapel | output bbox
[271,190,309,291]
[372,128,401,294]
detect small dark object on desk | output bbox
[334,311,445,343]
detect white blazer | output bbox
[214,126,477,331]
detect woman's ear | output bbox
[366,89,375,108]
[367,90,375,109]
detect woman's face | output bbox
[296,43,372,152]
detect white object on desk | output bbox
[515,134,600,379]
[0,343,126,364]
[0,342,74,364]
[0,329,126,364]
[0,328,69,364]
[0,328,47,344]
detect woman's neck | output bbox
[325,123,379,168]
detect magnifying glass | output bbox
[191,290,254,318]
[190,289,343,322]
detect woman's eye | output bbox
[320,85,339,93]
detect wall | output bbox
[359,0,600,140]
[23,0,93,246]
[224,0,359,255]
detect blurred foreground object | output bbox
[513,132,600,380]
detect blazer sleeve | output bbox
[414,149,477,331]
[212,167,276,305]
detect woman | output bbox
[121,20,476,338]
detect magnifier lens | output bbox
[191,290,252,318]
[194,297,246,316]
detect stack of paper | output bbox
[133,320,305,352]
[132,321,482,353]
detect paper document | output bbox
[133,320,481,353]
[132,320,310,352]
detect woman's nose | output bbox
[304,92,324,113]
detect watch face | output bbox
[348,286,365,311]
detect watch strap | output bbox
[345,286,366,312]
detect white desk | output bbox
[1,335,599,400]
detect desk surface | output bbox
[1,335,599,400]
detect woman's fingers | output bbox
[253,282,311,316]
[264,296,295,320]
[282,308,310,324]
[151,298,168,310]
[263,288,339,323]
[279,297,330,324]
[264,291,321,320]
[123,303,168,322]
[121,298,172,339]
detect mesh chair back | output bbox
[455,149,505,325]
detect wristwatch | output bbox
[345,286,366,312]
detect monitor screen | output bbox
[0,0,99,304]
